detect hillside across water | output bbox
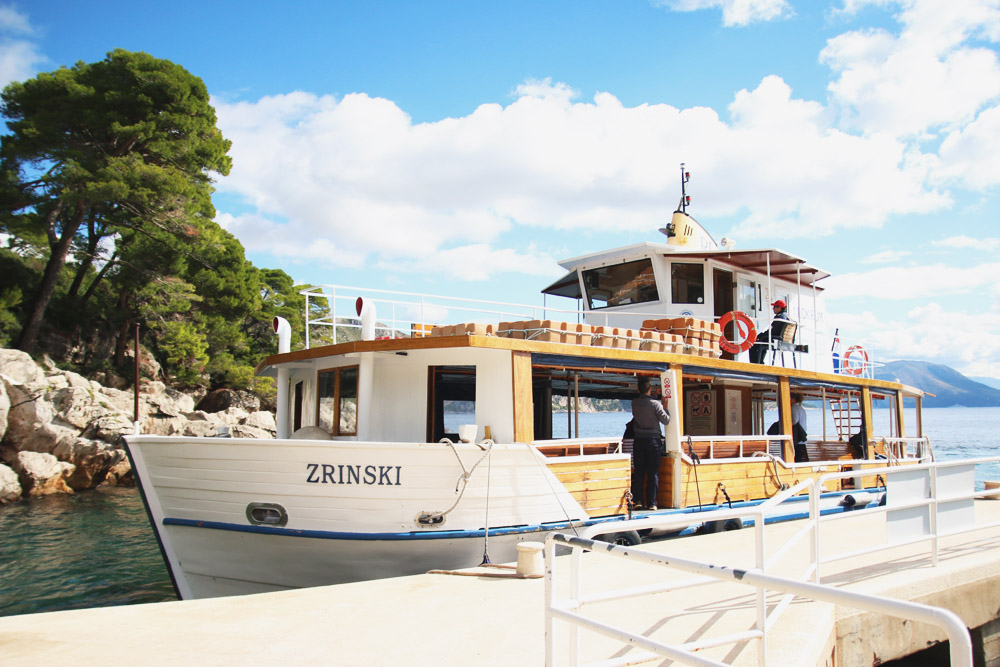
[875,361,1000,408]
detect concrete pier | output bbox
[3,501,1000,666]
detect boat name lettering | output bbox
[305,463,402,486]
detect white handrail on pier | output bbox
[544,534,972,667]
[544,455,1000,666]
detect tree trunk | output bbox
[78,250,117,308]
[15,203,88,353]
[113,290,132,369]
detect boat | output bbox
[124,169,932,600]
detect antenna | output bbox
[677,163,691,213]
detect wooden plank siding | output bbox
[547,456,632,517]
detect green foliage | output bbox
[1,49,232,353]
[0,286,22,347]
[0,49,322,402]
[157,320,209,386]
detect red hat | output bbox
[772,299,786,308]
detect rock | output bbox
[62,439,125,490]
[245,410,276,433]
[101,458,134,487]
[0,463,21,503]
[197,388,260,413]
[0,347,279,501]
[0,348,47,386]
[3,382,56,445]
[0,380,8,442]
[217,407,251,425]
[230,424,274,439]
[6,450,75,496]
[84,413,136,443]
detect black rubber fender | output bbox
[700,518,743,534]
[598,530,642,546]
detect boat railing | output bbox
[533,437,626,457]
[682,435,773,461]
[879,436,933,462]
[298,284,877,374]
[545,456,1000,665]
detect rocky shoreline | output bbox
[0,349,275,504]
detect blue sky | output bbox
[4,0,1000,378]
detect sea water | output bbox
[3,407,998,616]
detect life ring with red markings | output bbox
[718,310,757,354]
[842,345,869,375]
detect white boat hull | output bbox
[124,435,589,599]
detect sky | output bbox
[4,0,1000,379]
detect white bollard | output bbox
[515,541,545,577]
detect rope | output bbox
[752,451,789,491]
[527,443,583,537]
[424,438,494,523]
[687,436,703,510]
[481,445,493,565]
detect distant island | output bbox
[875,361,1000,408]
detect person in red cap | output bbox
[748,299,791,363]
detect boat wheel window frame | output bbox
[671,261,705,305]
[582,258,660,310]
[317,365,359,436]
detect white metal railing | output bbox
[296,284,875,375]
[545,455,1000,666]
[545,534,972,667]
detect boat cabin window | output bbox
[582,259,659,310]
[671,263,704,304]
[317,366,358,436]
[427,366,476,442]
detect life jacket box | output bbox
[590,325,611,347]
[574,323,593,346]
[531,320,564,343]
[462,322,493,336]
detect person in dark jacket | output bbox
[631,376,671,510]
[749,299,791,364]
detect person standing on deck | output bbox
[791,393,808,462]
[631,376,671,510]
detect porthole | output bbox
[246,502,288,527]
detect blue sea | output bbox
[2,407,998,617]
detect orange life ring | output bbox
[842,345,868,375]
[718,311,757,354]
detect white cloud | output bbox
[655,0,793,26]
[932,235,1000,251]
[863,249,911,263]
[824,261,1000,299]
[832,301,1000,377]
[213,74,953,277]
[822,0,1000,137]
[0,5,31,34]
[0,5,43,89]
[937,105,1000,189]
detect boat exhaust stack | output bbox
[356,297,376,341]
[273,316,291,439]
[273,316,291,354]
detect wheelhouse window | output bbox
[317,366,358,435]
[583,259,659,310]
[671,262,704,304]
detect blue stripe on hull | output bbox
[162,489,877,541]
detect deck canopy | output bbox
[667,248,830,288]
[541,269,582,299]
